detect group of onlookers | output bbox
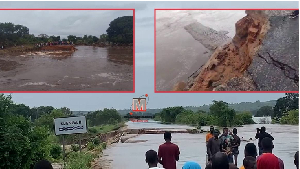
[145,128,299,169]
[35,41,73,47]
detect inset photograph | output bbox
[155,9,299,92]
[0,9,134,92]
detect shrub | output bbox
[102,142,107,149]
[50,144,62,159]
[71,144,80,152]
[66,152,95,169]
[87,142,95,151]
[93,138,101,146]
[88,128,97,134]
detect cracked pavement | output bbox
[247,14,299,91]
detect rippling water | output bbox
[103,119,298,169]
[0,46,133,91]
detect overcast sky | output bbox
[0,1,298,110]
[0,10,132,38]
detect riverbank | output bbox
[0,45,77,56]
[52,123,127,169]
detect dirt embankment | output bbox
[0,45,77,56]
[175,10,298,91]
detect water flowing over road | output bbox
[0,46,133,91]
[102,120,298,169]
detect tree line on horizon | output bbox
[0,16,133,47]
[153,93,299,126]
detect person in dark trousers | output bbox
[220,127,234,163]
[211,152,229,169]
[146,150,165,169]
[33,160,53,169]
[256,138,284,169]
[231,128,241,166]
[207,129,221,163]
[158,132,180,169]
[255,127,274,155]
[243,156,256,169]
[295,151,299,169]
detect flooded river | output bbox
[103,120,298,169]
[0,46,133,91]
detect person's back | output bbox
[257,138,283,169]
[33,160,53,169]
[240,143,257,169]
[257,153,281,169]
[243,156,256,169]
[182,161,201,169]
[211,152,229,169]
[295,151,299,169]
[146,150,165,169]
[158,132,180,169]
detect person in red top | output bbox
[257,137,284,169]
[158,132,180,169]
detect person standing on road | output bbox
[255,127,274,155]
[294,151,299,169]
[256,138,284,169]
[158,132,180,169]
[220,127,234,163]
[231,128,241,166]
[207,129,221,163]
[206,126,215,144]
[206,126,215,163]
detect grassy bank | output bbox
[49,123,124,169]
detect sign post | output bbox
[54,116,88,167]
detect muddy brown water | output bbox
[102,120,298,169]
[0,46,133,91]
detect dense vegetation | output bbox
[117,100,277,116]
[106,16,133,44]
[253,93,299,125]
[0,15,133,48]
[154,100,255,127]
[0,94,123,169]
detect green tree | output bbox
[255,106,274,117]
[280,109,299,125]
[0,94,51,169]
[274,93,299,118]
[99,34,108,42]
[106,16,133,44]
[209,100,236,127]
[34,109,66,131]
[86,108,122,126]
[67,35,77,43]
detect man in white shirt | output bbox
[146,150,165,169]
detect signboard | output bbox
[132,98,146,111]
[54,116,87,135]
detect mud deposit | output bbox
[155,10,246,91]
[0,46,133,91]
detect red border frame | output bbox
[154,8,299,93]
[0,8,135,93]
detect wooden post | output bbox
[79,134,82,153]
[62,135,66,168]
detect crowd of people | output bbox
[145,127,299,169]
[35,41,74,47]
